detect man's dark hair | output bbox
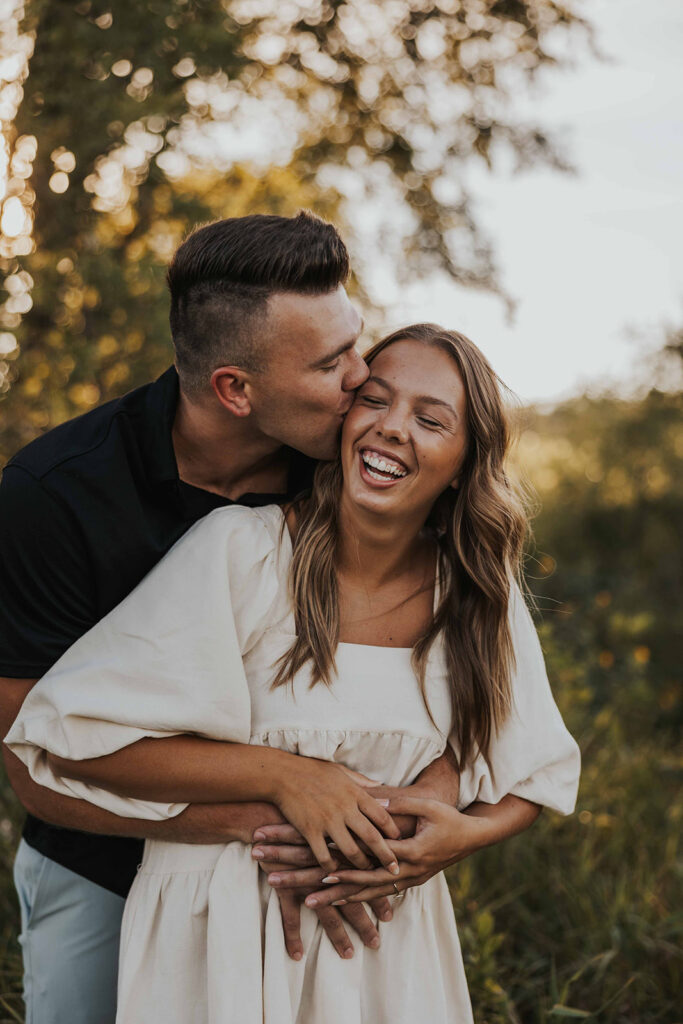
[167,211,350,393]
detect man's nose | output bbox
[343,349,369,391]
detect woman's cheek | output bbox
[343,406,375,439]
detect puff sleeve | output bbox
[4,504,286,820]
[455,583,581,815]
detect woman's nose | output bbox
[377,409,409,444]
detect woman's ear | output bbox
[449,476,460,491]
[211,366,253,417]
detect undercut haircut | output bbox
[167,211,350,394]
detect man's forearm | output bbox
[3,746,284,844]
[412,745,460,805]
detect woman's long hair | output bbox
[273,324,530,770]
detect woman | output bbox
[7,325,580,1023]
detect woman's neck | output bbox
[335,493,436,646]
[336,493,429,588]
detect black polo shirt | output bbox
[0,366,314,897]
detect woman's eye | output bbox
[418,416,441,428]
[359,394,384,405]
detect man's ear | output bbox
[211,366,253,417]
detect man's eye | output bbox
[320,360,341,372]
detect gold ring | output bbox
[392,882,404,899]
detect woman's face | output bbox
[341,338,468,523]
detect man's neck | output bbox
[172,390,290,501]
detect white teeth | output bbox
[360,451,407,479]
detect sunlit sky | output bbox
[382,0,683,405]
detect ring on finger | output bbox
[392,882,405,900]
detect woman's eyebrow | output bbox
[367,375,458,419]
[365,374,392,389]
[418,395,458,419]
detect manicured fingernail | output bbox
[321,875,339,884]
[343,947,354,959]
[253,830,266,841]
[252,848,264,860]
[389,862,399,875]
[332,899,347,906]
[306,896,318,907]
[268,874,281,885]
[369,936,380,949]
[292,951,302,961]
[377,799,390,806]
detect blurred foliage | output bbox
[517,340,683,742]
[451,335,682,1023]
[0,0,589,457]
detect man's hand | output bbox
[251,829,393,959]
[274,889,392,961]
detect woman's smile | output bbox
[357,446,410,487]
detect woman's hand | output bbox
[300,794,492,906]
[270,759,401,874]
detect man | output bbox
[0,211,451,1022]
[0,211,537,1023]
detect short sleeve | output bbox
[455,583,581,815]
[4,504,286,820]
[0,466,96,676]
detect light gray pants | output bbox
[13,839,125,1024]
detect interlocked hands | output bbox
[252,787,482,960]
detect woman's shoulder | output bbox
[159,503,290,591]
[189,502,286,547]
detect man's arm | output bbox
[2,677,391,961]
[1,676,284,843]
[411,743,460,805]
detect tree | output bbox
[0,0,588,462]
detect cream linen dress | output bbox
[6,504,580,1024]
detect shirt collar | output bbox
[138,366,317,498]
[138,365,181,486]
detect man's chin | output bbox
[290,427,342,463]
[309,444,341,462]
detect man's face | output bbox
[247,287,369,459]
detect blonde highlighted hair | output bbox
[274,324,530,769]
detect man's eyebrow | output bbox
[309,338,357,369]
[365,375,458,419]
